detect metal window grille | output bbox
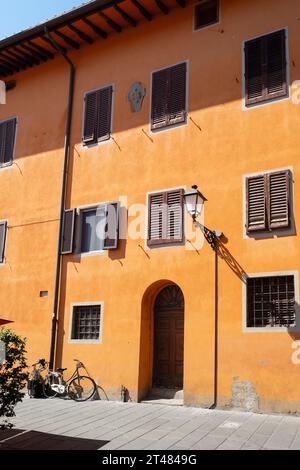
[247,275,295,328]
[72,305,101,340]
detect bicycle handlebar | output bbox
[31,358,48,367]
[73,358,84,368]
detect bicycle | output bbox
[44,358,97,402]
[29,358,97,402]
[27,358,48,398]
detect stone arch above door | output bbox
[155,284,184,310]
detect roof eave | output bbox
[0,0,120,51]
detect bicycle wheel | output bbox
[43,374,59,398]
[68,375,96,402]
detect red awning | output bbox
[0,319,13,326]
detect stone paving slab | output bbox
[1,396,300,450]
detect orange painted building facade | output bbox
[0,0,300,413]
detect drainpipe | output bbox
[44,27,75,371]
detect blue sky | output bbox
[0,0,89,39]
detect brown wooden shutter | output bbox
[104,202,120,250]
[166,189,184,242]
[246,175,267,232]
[0,118,16,166]
[168,63,187,126]
[0,221,7,263]
[265,30,287,100]
[83,91,97,144]
[245,30,287,107]
[96,86,113,142]
[245,38,264,106]
[148,189,183,246]
[148,192,165,246]
[151,69,169,130]
[0,123,4,164]
[151,64,187,131]
[61,209,75,254]
[268,170,290,229]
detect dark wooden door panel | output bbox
[175,333,184,361]
[153,309,184,388]
[175,318,184,329]
[153,286,184,389]
[156,332,171,361]
[157,362,171,378]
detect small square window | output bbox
[194,0,219,31]
[246,275,296,328]
[71,305,101,340]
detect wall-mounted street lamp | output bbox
[184,185,222,250]
[184,185,207,221]
[184,184,223,409]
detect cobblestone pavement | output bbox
[2,397,300,450]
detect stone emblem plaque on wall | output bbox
[128,81,146,112]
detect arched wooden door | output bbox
[153,285,184,388]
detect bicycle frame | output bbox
[47,361,84,395]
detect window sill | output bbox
[243,93,289,111]
[243,326,297,333]
[81,138,112,150]
[244,224,295,240]
[150,118,188,135]
[68,339,102,344]
[147,240,185,250]
[78,250,105,257]
[193,20,219,32]
[0,162,13,170]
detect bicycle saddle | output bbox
[56,367,67,372]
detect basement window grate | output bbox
[72,305,101,340]
[247,275,296,328]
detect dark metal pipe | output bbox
[194,222,219,409]
[44,27,75,371]
[209,247,218,409]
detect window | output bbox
[244,29,288,107]
[82,85,113,145]
[151,62,187,131]
[61,202,120,255]
[148,189,184,246]
[194,0,219,30]
[0,221,7,263]
[71,304,102,341]
[246,275,296,328]
[246,170,291,233]
[81,207,105,253]
[0,118,16,167]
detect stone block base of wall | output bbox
[96,383,300,416]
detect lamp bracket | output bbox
[194,221,217,251]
